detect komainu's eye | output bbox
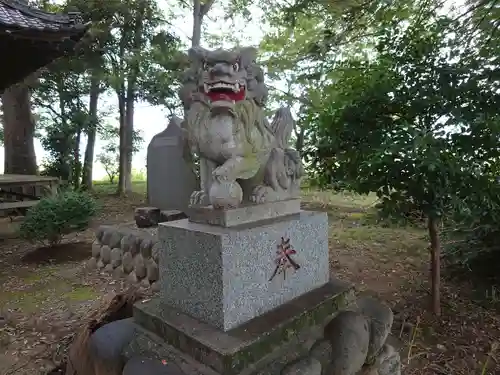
[203,61,208,70]
[233,62,239,71]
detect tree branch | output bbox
[200,0,217,17]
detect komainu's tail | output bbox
[270,107,294,149]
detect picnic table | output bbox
[0,174,59,214]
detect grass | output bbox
[9,179,494,374]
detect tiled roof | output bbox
[0,0,86,32]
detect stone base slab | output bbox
[187,199,301,227]
[126,280,355,375]
[158,210,329,330]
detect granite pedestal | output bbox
[125,280,355,375]
[122,202,401,375]
[158,210,329,331]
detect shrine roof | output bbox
[0,0,88,34]
[0,0,91,92]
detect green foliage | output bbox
[19,191,98,247]
[308,3,500,223]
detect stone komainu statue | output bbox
[178,46,304,208]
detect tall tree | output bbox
[2,80,37,175]
[307,1,500,315]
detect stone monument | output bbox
[146,115,197,213]
[120,47,401,375]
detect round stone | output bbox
[209,180,243,209]
[140,238,153,258]
[122,252,134,274]
[89,318,135,365]
[147,260,159,282]
[110,248,122,268]
[134,255,147,279]
[91,241,101,258]
[100,245,112,264]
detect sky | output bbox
[0,0,267,179]
[0,0,461,179]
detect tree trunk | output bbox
[82,74,101,190]
[428,216,441,316]
[124,93,134,193]
[2,82,37,175]
[117,89,127,195]
[192,0,216,47]
[73,127,82,188]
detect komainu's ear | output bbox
[238,46,257,66]
[188,47,207,64]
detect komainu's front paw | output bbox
[189,190,208,206]
[250,185,275,204]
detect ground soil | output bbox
[0,183,498,375]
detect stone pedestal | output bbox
[125,280,355,375]
[121,201,401,375]
[159,209,329,331]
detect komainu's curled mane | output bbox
[178,46,304,208]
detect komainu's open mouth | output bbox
[204,81,246,103]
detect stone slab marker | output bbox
[146,116,197,213]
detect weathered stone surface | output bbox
[90,318,136,368]
[140,238,154,258]
[135,207,161,228]
[87,257,98,269]
[282,357,322,375]
[97,259,105,269]
[91,241,101,258]
[159,211,329,331]
[159,210,187,222]
[151,281,160,293]
[147,260,159,282]
[122,356,181,375]
[127,271,138,283]
[123,252,134,274]
[111,248,122,268]
[134,255,147,279]
[324,311,370,375]
[113,266,125,279]
[309,339,332,370]
[147,117,197,213]
[95,226,106,242]
[132,281,354,375]
[187,199,301,228]
[151,242,161,263]
[101,229,113,246]
[121,234,133,252]
[100,245,112,264]
[178,47,302,208]
[129,236,141,256]
[140,278,151,288]
[356,297,393,363]
[376,345,400,375]
[104,263,114,273]
[109,231,123,249]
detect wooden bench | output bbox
[0,200,39,210]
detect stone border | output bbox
[87,225,161,290]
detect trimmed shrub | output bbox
[19,190,98,247]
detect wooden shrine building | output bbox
[0,0,90,91]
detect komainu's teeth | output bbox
[233,83,239,92]
[204,83,209,92]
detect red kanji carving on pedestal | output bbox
[269,237,300,281]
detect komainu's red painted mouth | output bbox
[203,81,246,102]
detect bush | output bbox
[19,190,98,247]
[442,190,500,286]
